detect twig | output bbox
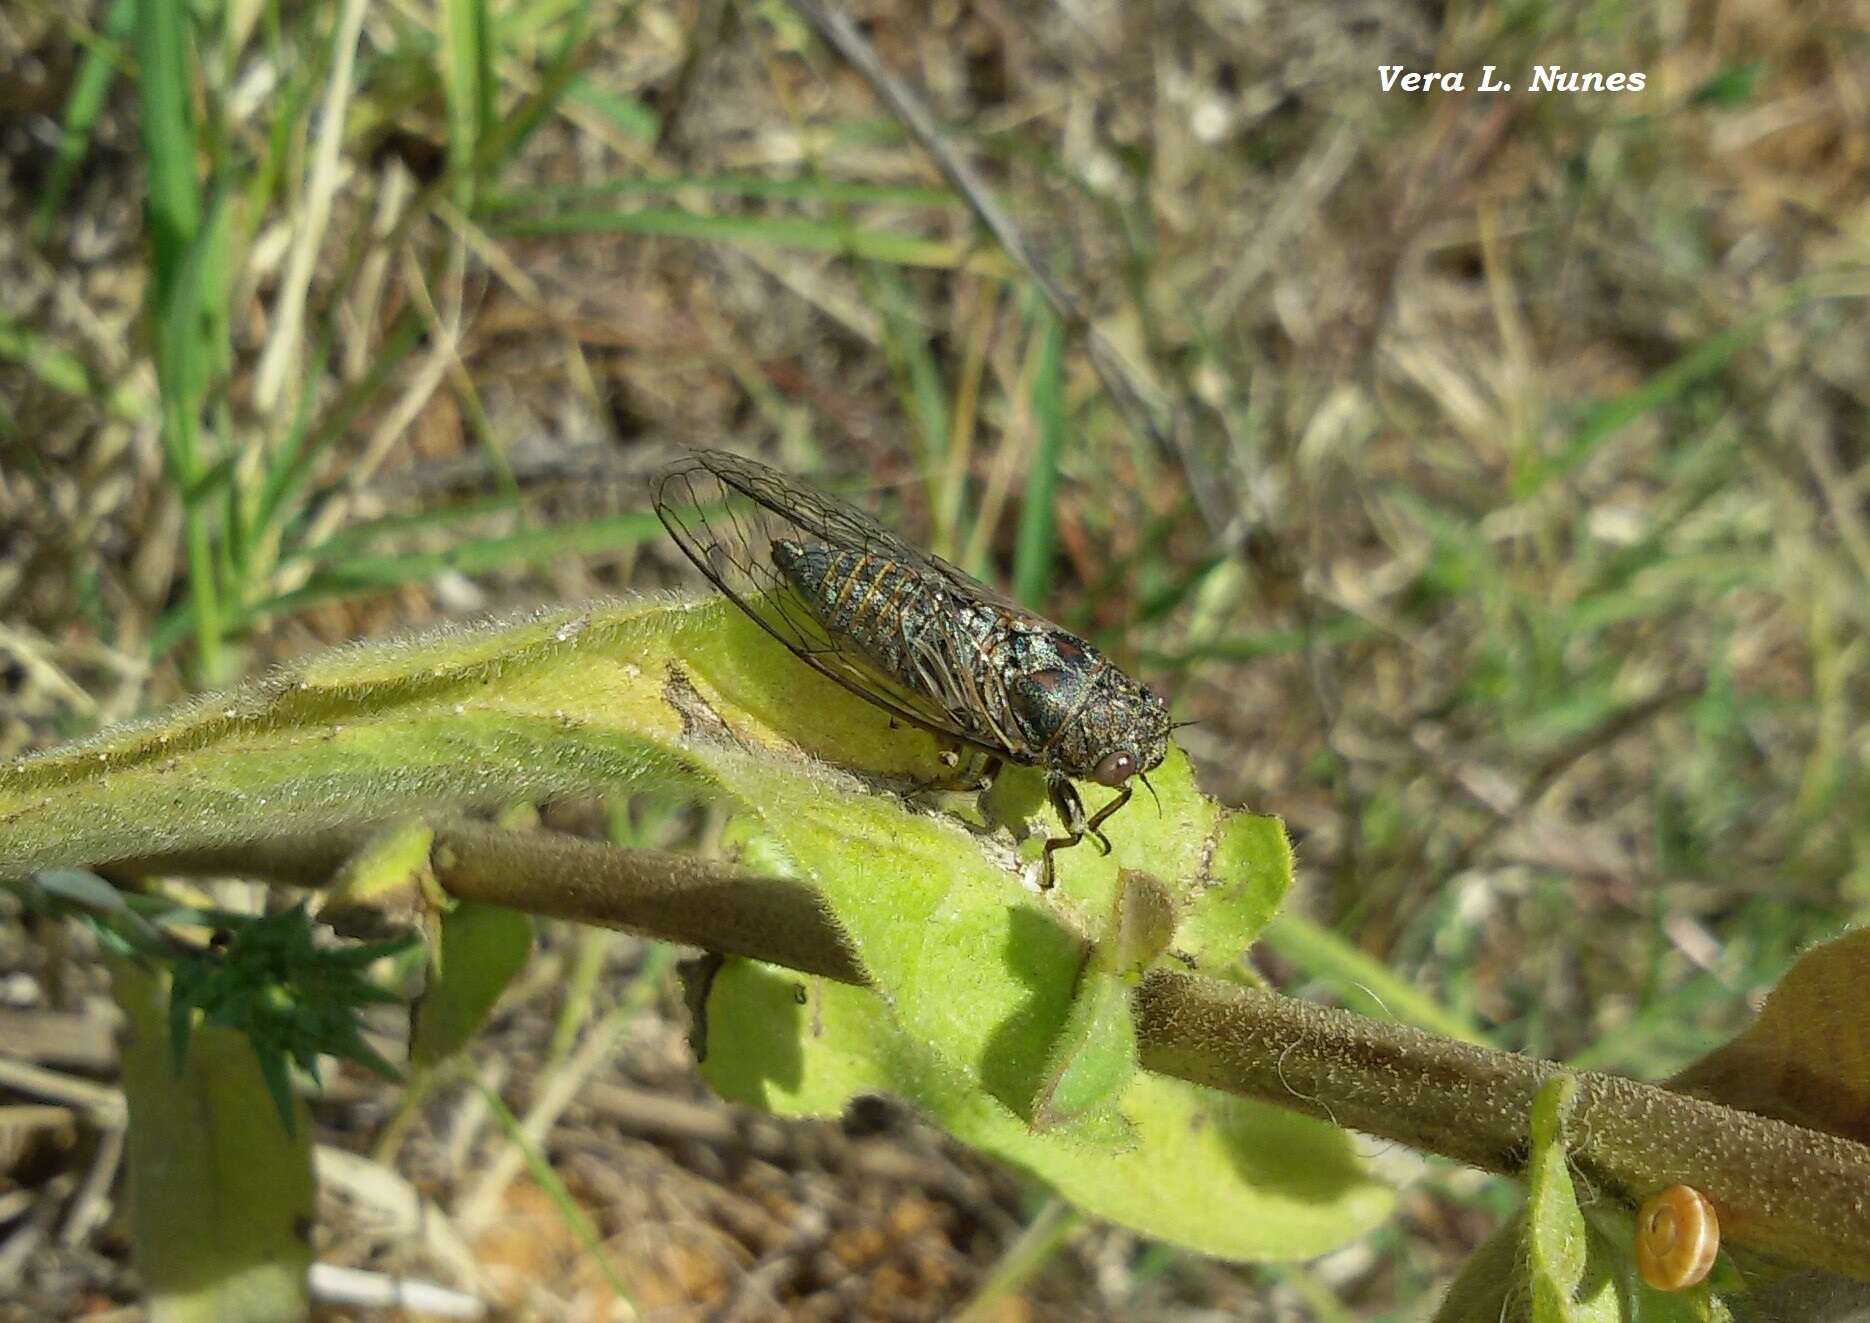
[59,1116,123,1248]
[1134,970,1870,1279]
[0,1174,72,1289]
[0,1059,126,1125]
[307,1262,487,1319]
[316,1144,489,1291]
[654,0,733,156]
[104,823,865,984]
[0,1007,118,1070]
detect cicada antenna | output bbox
[1140,771,1161,815]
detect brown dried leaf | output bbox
[1670,928,1870,1143]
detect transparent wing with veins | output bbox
[652,449,1036,755]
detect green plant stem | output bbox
[100,824,1870,1282]
[950,1197,1081,1323]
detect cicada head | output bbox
[1044,660,1171,789]
[1087,671,1172,787]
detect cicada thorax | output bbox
[992,628,1116,768]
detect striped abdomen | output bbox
[770,540,955,685]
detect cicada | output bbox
[652,449,1172,888]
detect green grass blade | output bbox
[151,192,231,681]
[0,312,150,419]
[259,314,426,533]
[471,0,598,177]
[306,510,664,580]
[490,206,1011,272]
[222,511,668,636]
[1262,912,1490,1046]
[950,1200,1083,1323]
[134,0,199,286]
[475,1083,638,1308]
[136,0,229,681]
[31,0,136,241]
[441,0,495,205]
[562,74,659,142]
[293,493,530,562]
[871,265,950,501]
[1512,297,1799,498]
[1012,309,1066,607]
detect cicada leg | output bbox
[923,746,1000,794]
[1038,776,1133,890]
[1084,782,1134,846]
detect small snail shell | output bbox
[1635,1185,1720,1290]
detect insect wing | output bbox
[652,450,1010,748]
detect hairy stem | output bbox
[1132,969,1870,1278]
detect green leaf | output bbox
[412,902,534,1068]
[1178,809,1293,982]
[1527,1076,1607,1322]
[1030,967,1137,1136]
[0,598,689,874]
[1435,1219,1533,1323]
[702,961,1389,1261]
[112,956,314,1323]
[1030,871,1180,1134]
[1437,1209,1730,1323]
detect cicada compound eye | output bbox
[1092,750,1137,787]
